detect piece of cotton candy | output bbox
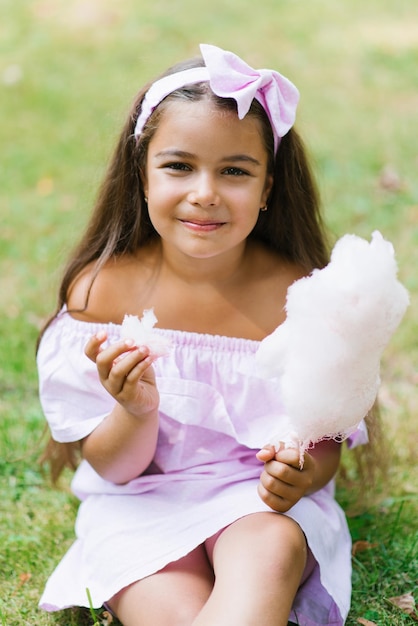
[256,231,409,462]
[120,309,172,358]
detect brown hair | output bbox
[41,56,328,331]
[39,52,384,488]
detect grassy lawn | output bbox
[0,0,417,624]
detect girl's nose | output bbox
[187,173,220,207]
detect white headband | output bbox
[134,44,300,153]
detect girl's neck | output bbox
[132,238,292,340]
[152,238,253,288]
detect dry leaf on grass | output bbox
[378,165,403,192]
[357,618,377,626]
[387,592,418,621]
[100,610,114,625]
[18,572,32,585]
[351,540,378,556]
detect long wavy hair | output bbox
[39,53,385,490]
[40,56,328,333]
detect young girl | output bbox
[37,44,367,626]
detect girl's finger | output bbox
[274,446,301,469]
[257,481,292,513]
[256,444,276,463]
[94,341,138,380]
[108,346,152,382]
[84,331,108,362]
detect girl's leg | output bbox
[193,512,309,626]
[107,545,214,626]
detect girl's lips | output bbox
[179,219,226,232]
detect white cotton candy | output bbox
[256,231,409,454]
[120,309,172,358]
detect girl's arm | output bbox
[256,439,341,513]
[81,332,160,484]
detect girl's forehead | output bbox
[149,98,267,152]
[158,98,238,125]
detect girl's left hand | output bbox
[256,444,315,512]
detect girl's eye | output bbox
[223,167,248,176]
[163,162,191,172]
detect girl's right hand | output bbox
[85,331,159,418]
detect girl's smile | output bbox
[179,218,226,232]
[142,99,272,265]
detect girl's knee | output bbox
[257,513,307,570]
[242,512,306,551]
[212,512,307,575]
[199,515,309,624]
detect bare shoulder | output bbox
[252,243,307,287]
[66,250,155,324]
[243,242,308,336]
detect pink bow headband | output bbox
[134,43,300,153]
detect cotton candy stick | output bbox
[120,309,172,358]
[256,231,409,463]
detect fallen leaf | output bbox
[357,618,377,626]
[18,572,31,585]
[378,165,403,192]
[351,540,378,555]
[100,611,113,625]
[388,592,418,621]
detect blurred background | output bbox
[0,0,417,623]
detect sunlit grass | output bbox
[1,0,417,623]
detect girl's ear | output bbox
[140,167,148,198]
[262,174,273,206]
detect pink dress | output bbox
[37,309,367,625]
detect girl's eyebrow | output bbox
[221,154,262,166]
[154,149,194,160]
[154,149,262,166]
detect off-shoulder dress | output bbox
[38,309,367,625]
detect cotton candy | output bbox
[256,231,409,458]
[120,309,172,358]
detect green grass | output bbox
[1,0,417,624]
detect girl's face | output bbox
[142,98,273,264]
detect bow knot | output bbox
[200,44,299,152]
